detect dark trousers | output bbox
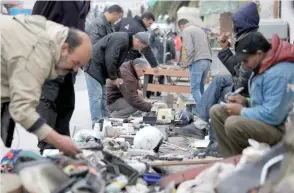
[108,98,137,118]
[146,75,165,98]
[37,73,75,151]
[1,102,15,147]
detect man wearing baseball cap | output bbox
[84,31,149,127]
[210,32,294,157]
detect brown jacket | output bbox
[106,62,152,112]
[1,15,69,140]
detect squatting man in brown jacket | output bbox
[1,15,92,155]
[107,58,153,118]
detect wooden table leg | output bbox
[143,74,149,97]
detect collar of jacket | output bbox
[134,15,148,31]
[127,61,139,80]
[102,14,113,27]
[128,32,134,48]
[183,22,194,29]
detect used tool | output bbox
[162,141,189,152]
[148,158,223,167]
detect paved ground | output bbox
[0,70,92,157]
[0,70,209,159]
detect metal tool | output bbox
[162,141,188,151]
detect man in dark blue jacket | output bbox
[176,2,258,158]
[84,32,150,127]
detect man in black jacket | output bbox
[32,0,90,152]
[84,32,150,126]
[86,4,123,45]
[176,2,258,158]
[115,12,159,98]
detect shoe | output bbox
[193,116,209,130]
[175,123,206,140]
[197,141,222,158]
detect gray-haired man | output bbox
[107,58,152,118]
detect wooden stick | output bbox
[149,158,223,166]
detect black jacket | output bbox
[218,47,251,97]
[32,1,90,149]
[32,1,90,30]
[86,15,115,45]
[115,16,158,67]
[85,32,133,85]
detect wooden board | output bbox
[149,158,223,166]
[144,69,189,77]
[147,84,190,93]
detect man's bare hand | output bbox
[44,130,81,155]
[153,67,159,74]
[227,94,247,106]
[137,89,143,96]
[112,78,123,87]
[218,32,230,49]
[225,103,243,116]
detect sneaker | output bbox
[197,141,222,158]
[175,123,206,140]
[193,116,209,130]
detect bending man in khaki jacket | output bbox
[1,15,92,155]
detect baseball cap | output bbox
[134,32,150,45]
[234,32,271,63]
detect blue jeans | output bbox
[85,73,108,125]
[189,59,211,105]
[195,75,233,142]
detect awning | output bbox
[199,1,243,16]
[147,0,158,7]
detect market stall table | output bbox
[143,67,190,97]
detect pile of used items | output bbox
[2,94,294,193]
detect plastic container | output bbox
[143,173,162,185]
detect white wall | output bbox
[281,0,294,43]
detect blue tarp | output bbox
[10,8,31,16]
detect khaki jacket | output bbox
[1,15,69,140]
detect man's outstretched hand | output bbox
[153,67,159,74]
[44,130,81,155]
[112,78,124,88]
[218,32,230,49]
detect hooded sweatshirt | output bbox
[241,35,294,126]
[1,15,69,140]
[217,2,259,97]
[232,2,260,39]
